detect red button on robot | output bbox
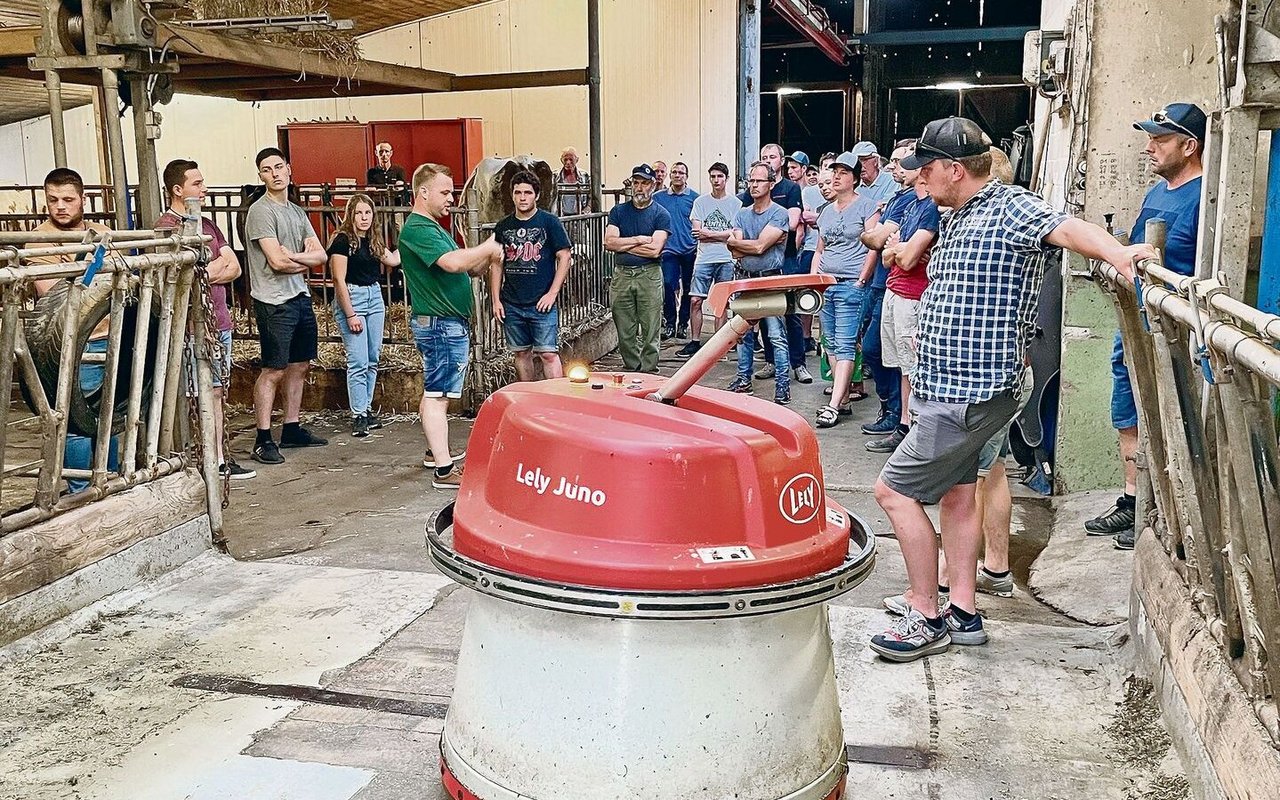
[428,274,874,800]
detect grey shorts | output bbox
[880,391,1020,504]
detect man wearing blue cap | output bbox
[605,164,671,373]
[1089,102,1206,550]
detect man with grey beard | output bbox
[605,164,671,373]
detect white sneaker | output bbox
[794,365,814,384]
[883,591,949,617]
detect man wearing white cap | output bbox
[851,141,897,207]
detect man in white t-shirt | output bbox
[677,162,743,359]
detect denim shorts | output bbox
[185,328,233,391]
[690,262,734,298]
[819,280,868,362]
[411,315,469,399]
[503,303,559,353]
[1110,331,1138,429]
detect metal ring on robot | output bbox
[426,501,877,621]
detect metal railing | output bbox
[0,215,222,535]
[1096,225,1280,744]
[1,182,624,406]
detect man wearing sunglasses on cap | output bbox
[1087,102,1206,551]
[868,116,1158,663]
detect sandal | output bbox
[815,405,840,428]
[847,389,869,402]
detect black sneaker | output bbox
[862,413,898,435]
[725,376,753,393]
[866,428,906,454]
[1085,497,1136,535]
[220,459,257,480]
[774,389,791,406]
[1114,528,1136,550]
[279,426,329,448]
[251,441,284,465]
[675,341,701,360]
[676,325,689,340]
[352,415,369,438]
[661,325,676,341]
[365,412,384,430]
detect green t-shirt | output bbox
[400,212,473,318]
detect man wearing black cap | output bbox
[1089,102,1206,551]
[605,164,671,373]
[868,116,1158,663]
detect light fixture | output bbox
[934,81,977,91]
[776,86,804,95]
[567,364,591,383]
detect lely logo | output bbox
[779,473,821,524]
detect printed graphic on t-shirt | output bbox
[501,226,548,276]
[702,208,734,233]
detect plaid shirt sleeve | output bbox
[1001,188,1069,254]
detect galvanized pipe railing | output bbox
[1095,248,1280,744]
[0,226,222,536]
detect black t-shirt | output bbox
[327,232,382,286]
[739,177,804,258]
[495,209,572,306]
[366,165,407,186]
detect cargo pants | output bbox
[611,263,663,373]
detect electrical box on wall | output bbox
[1023,30,1068,92]
[851,0,869,36]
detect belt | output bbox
[413,314,465,326]
[617,261,660,271]
[734,268,782,279]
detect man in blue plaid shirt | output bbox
[869,117,1158,663]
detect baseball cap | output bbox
[631,164,657,182]
[831,152,860,173]
[900,117,991,170]
[785,151,811,168]
[850,141,879,159]
[1133,102,1207,141]
[708,161,730,175]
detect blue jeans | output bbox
[411,315,469,399]
[861,287,901,417]
[66,339,120,494]
[334,284,386,416]
[762,255,807,368]
[661,250,697,329]
[502,303,559,352]
[1110,331,1138,429]
[819,280,868,362]
[739,316,790,394]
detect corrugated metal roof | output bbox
[0,77,93,127]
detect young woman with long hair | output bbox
[328,193,400,436]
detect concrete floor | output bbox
[0,339,1188,799]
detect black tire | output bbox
[20,275,162,438]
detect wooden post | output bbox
[145,264,178,468]
[123,265,157,473]
[0,294,21,526]
[184,197,224,538]
[90,268,128,488]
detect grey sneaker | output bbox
[793,365,814,384]
[943,606,989,646]
[866,427,906,454]
[883,592,948,617]
[976,568,1014,598]
[754,364,776,380]
[870,609,951,663]
[423,450,467,469]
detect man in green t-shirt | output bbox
[400,162,501,489]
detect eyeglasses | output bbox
[1152,109,1197,139]
[746,179,772,184]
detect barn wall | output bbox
[0,0,738,200]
